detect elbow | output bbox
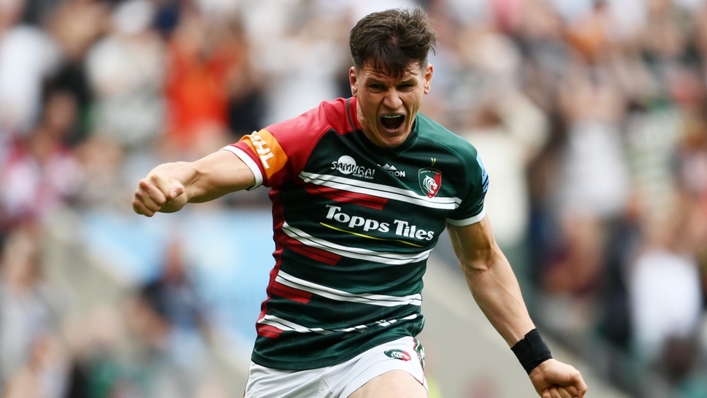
[459,256,494,276]
[458,246,504,276]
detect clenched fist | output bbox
[529,359,588,398]
[132,163,193,216]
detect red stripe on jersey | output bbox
[285,236,341,266]
[257,189,287,339]
[303,183,388,210]
[271,281,312,304]
[230,98,358,188]
[256,324,283,339]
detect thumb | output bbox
[167,184,185,200]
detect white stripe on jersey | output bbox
[277,271,422,307]
[446,204,487,226]
[257,313,421,334]
[258,315,332,334]
[299,171,461,210]
[221,146,264,189]
[283,223,433,265]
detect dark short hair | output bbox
[349,7,437,78]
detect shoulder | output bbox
[232,98,356,186]
[416,114,487,188]
[416,113,479,161]
[266,98,356,137]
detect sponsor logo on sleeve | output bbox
[241,129,288,180]
[418,168,442,198]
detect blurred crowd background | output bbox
[1,0,707,397]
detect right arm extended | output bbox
[132,150,255,217]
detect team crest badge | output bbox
[418,168,442,198]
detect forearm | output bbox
[461,250,535,346]
[448,218,535,346]
[152,150,255,203]
[133,150,257,216]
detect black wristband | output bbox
[511,329,552,374]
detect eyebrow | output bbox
[367,77,417,85]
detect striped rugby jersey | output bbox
[224,97,489,370]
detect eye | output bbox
[398,83,415,91]
[369,84,384,91]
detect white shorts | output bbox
[243,336,427,398]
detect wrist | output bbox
[511,328,552,374]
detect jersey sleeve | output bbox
[446,149,489,226]
[221,98,351,189]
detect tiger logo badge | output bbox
[418,168,442,198]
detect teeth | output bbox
[382,115,403,118]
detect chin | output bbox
[380,135,406,148]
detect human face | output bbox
[350,61,433,148]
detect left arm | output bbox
[447,215,534,345]
[447,215,588,398]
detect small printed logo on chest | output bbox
[331,155,375,179]
[418,168,442,198]
[380,163,406,178]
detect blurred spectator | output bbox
[555,67,630,224]
[628,200,705,397]
[153,0,181,39]
[21,0,62,27]
[224,16,266,140]
[540,68,630,300]
[139,238,212,345]
[0,222,65,386]
[0,88,82,236]
[44,0,108,147]
[72,134,126,210]
[456,22,550,285]
[254,0,351,125]
[0,0,60,137]
[86,0,166,151]
[64,305,148,398]
[461,91,549,251]
[456,23,549,261]
[128,238,212,398]
[162,6,234,159]
[3,334,69,398]
[514,0,569,112]
[629,215,703,365]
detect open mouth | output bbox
[380,114,405,131]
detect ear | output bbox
[349,66,358,96]
[423,64,433,95]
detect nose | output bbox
[382,89,402,110]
